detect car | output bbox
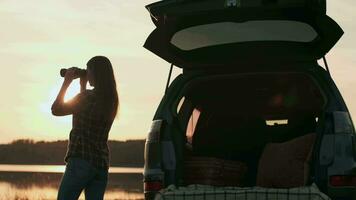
[142,0,356,199]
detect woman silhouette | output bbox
[52,56,119,200]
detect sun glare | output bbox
[64,81,81,102]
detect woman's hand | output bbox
[64,67,79,82]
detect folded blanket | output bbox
[155,184,330,200]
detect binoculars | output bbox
[60,68,87,78]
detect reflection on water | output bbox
[0,172,143,200]
[0,165,143,174]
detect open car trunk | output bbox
[165,71,329,198]
[144,0,343,69]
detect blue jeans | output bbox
[57,157,108,200]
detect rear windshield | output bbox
[181,72,325,157]
[171,21,318,51]
[182,72,326,125]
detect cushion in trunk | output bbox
[257,133,317,188]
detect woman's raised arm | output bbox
[51,68,82,116]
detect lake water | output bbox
[0,164,144,200]
[0,164,143,174]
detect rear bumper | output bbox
[328,186,356,200]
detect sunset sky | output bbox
[0,0,355,143]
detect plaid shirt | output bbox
[65,90,113,169]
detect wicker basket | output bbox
[183,156,248,187]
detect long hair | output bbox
[87,56,119,120]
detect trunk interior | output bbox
[179,72,326,188]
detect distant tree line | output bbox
[0,139,145,167]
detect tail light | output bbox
[144,181,163,192]
[330,176,356,187]
[144,180,163,200]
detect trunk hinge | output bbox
[164,63,174,95]
[322,56,331,76]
